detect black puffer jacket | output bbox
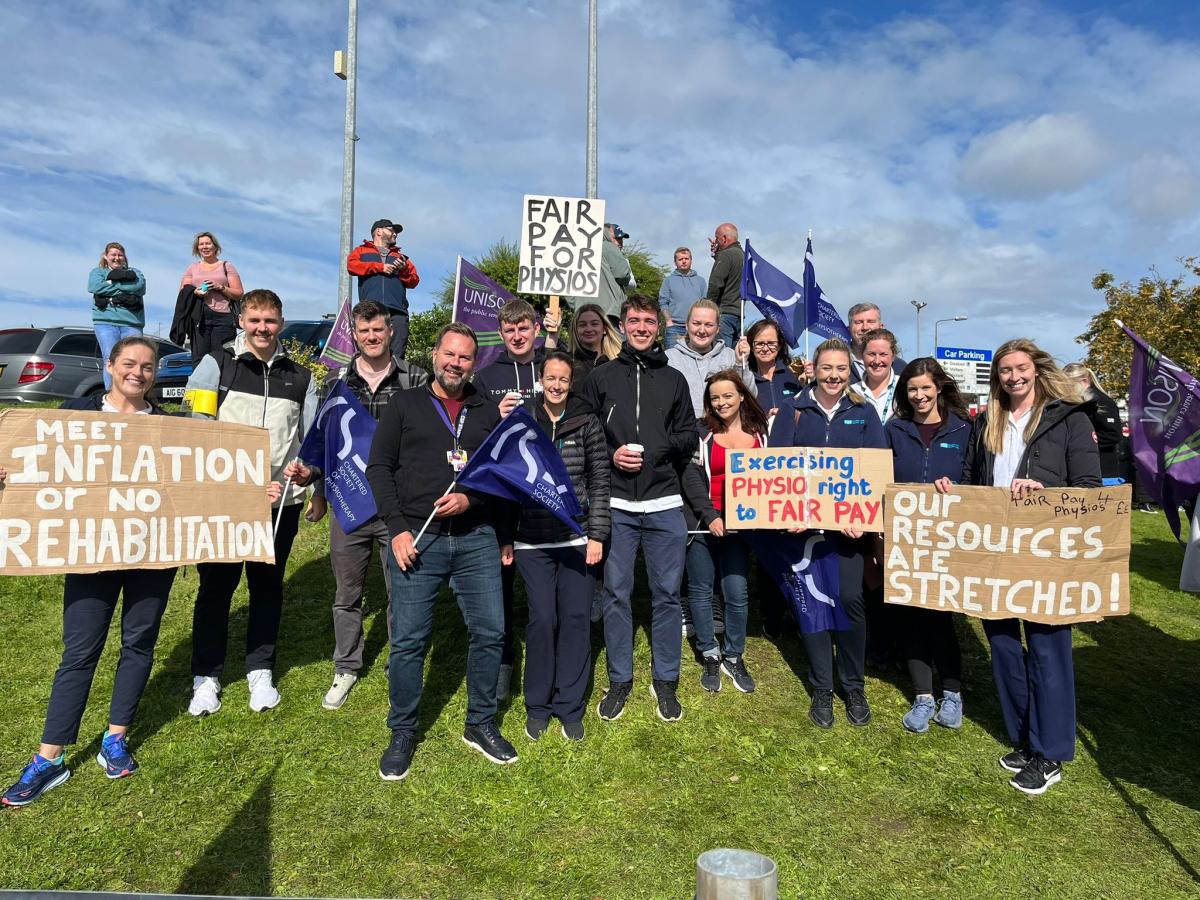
[1085,389,1123,479]
[515,396,611,546]
[963,399,1101,488]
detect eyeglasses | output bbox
[752,341,779,350]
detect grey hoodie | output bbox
[658,268,708,325]
[665,338,757,417]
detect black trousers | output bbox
[191,308,237,368]
[42,568,176,746]
[801,535,867,692]
[191,504,301,677]
[900,606,963,694]
[387,311,410,360]
[501,562,516,666]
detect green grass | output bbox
[0,513,1198,898]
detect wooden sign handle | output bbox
[549,295,561,318]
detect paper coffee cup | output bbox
[626,443,644,455]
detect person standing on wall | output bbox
[347,219,420,359]
[89,242,145,389]
[179,231,244,368]
[705,223,744,350]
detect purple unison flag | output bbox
[748,531,850,633]
[455,407,584,535]
[298,381,378,533]
[317,299,355,371]
[1123,324,1200,537]
[803,238,851,343]
[453,257,544,371]
[741,239,800,346]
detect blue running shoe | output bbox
[902,695,937,733]
[97,732,138,779]
[2,755,70,807]
[934,691,963,729]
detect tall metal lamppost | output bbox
[585,0,598,198]
[910,300,928,357]
[333,0,359,312]
[934,315,968,357]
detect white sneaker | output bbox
[496,663,514,702]
[322,672,358,710]
[247,669,280,712]
[189,676,222,717]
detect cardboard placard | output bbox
[724,447,894,532]
[518,194,606,297]
[0,409,275,574]
[884,484,1132,624]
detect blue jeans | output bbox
[94,324,142,389]
[602,508,686,683]
[685,536,720,657]
[665,323,687,349]
[386,526,504,735]
[716,533,750,658]
[719,313,740,350]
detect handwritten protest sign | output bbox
[0,409,274,575]
[724,447,894,532]
[884,484,1132,624]
[518,194,606,297]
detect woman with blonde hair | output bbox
[1062,363,1124,482]
[88,242,146,389]
[936,338,1099,794]
[179,231,244,366]
[545,302,622,378]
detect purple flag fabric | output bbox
[297,381,378,533]
[453,257,544,371]
[317,299,355,371]
[1123,324,1200,537]
[741,239,800,346]
[747,531,850,633]
[455,407,584,535]
[803,238,852,343]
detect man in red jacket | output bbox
[346,218,420,358]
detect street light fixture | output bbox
[934,315,968,357]
[334,0,359,313]
[910,300,928,356]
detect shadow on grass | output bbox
[177,761,277,895]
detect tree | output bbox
[1077,258,1200,399]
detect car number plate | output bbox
[160,386,185,399]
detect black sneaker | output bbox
[721,656,756,693]
[462,722,518,765]
[2,755,70,807]
[597,681,633,721]
[846,689,872,726]
[525,716,549,741]
[561,721,585,741]
[379,731,415,781]
[809,689,835,729]
[1010,756,1063,795]
[999,748,1032,774]
[700,657,722,692]
[650,680,683,722]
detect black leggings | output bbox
[191,308,237,367]
[900,606,963,694]
[42,568,176,746]
[801,535,867,692]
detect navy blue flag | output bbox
[297,381,378,534]
[748,531,850,633]
[803,238,852,343]
[741,239,801,346]
[456,407,584,535]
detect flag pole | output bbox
[413,480,457,546]
[452,256,463,324]
[804,229,813,365]
[274,474,294,537]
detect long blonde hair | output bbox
[983,338,1082,455]
[570,303,623,360]
[813,338,864,405]
[1062,362,1100,399]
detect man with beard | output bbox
[847,302,906,382]
[366,323,516,780]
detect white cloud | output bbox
[1128,152,1199,223]
[959,113,1113,199]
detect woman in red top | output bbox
[682,369,769,694]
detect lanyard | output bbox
[430,394,469,452]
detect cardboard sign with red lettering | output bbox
[884,484,1132,624]
[724,447,894,532]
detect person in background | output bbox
[846,303,905,382]
[886,358,971,734]
[665,299,754,418]
[570,224,632,322]
[852,329,902,425]
[659,247,707,348]
[514,351,610,742]
[682,370,768,694]
[705,223,744,349]
[937,338,1100,795]
[89,242,145,389]
[768,338,887,729]
[179,231,244,368]
[347,219,420,359]
[545,302,621,380]
[1063,363,1124,483]
[307,301,430,712]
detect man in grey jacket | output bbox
[659,247,706,349]
[705,223,744,349]
[665,299,754,418]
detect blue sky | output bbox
[3,0,1198,366]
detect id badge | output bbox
[447,449,468,473]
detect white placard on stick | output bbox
[518,194,606,298]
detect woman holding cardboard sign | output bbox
[886,358,972,734]
[766,338,887,729]
[935,337,1100,795]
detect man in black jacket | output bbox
[366,323,517,780]
[581,295,699,723]
[705,222,745,349]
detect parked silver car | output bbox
[0,327,184,404]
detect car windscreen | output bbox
[0,330,45,354]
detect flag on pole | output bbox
[455,407,584,535]
[741,239,801,346]
[1122,323,1200,538]
[452,258,545,371]
[748,531,850,633]
[803,238,851,343]
[297,381,378,533]
[317,299,356,371]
